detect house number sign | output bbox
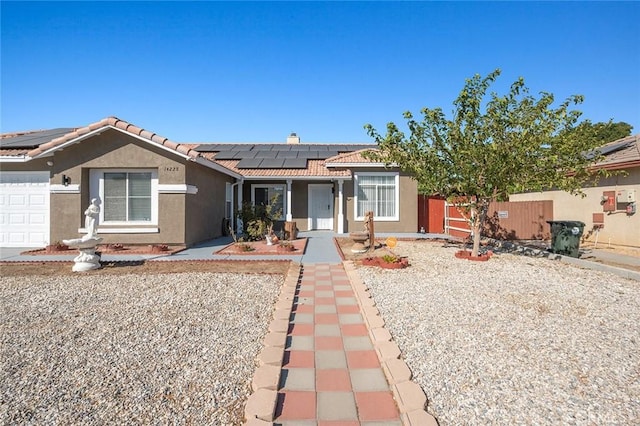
[164,166,179,172]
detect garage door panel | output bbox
[30,213,46,225]
[9,213,27,225]
[9,194,27,207]
[0,171,50,247]
[29,194,47,206]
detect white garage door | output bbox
[0,171,50,247]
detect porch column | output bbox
[236,180,243,234]
[286,179,292,222]
[337,179,344,234]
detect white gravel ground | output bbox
[358,241,640,426]
[1,272,282,425]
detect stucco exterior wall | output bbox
[342,169,418,234]
[509,168,640,247]
[184,162,234,246]
[43,129,192,245]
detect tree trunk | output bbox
[471,205,482,257]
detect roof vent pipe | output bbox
[287,132,300,144]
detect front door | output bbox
[308,184,334,230]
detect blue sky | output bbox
[2,1,638,143]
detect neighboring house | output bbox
[0,117,417,248]
[510,134,640,247]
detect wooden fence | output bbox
[418,196,553,240]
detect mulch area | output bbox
[21,244,186,256]
[215,238,308,255]
[0,260,291,277]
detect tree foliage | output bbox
[365,69,608,256]
[565,120,633,145]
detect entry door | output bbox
[308,184,334,230]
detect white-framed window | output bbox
[354,172,399,221]
[251,184,285,220]
[225,182,233,219]
[90,169,158,225]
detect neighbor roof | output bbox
[592,134,640,171]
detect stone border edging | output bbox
[343,260,439,426]
[244,262,302,424]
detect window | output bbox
[354,172,399,221]
[225,182,233,219]
[251,184,285,219]
[90,169,158,225]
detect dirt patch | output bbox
[21,244,186,256]
[215,238,307,255]
[0,260,291,277]
[335,237,413,262]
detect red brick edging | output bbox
[342,260,438,426]
[243,260,439,425]
[244,262,301,424]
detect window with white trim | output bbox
[90,169,158,225]
[354,172,399,221]
[225,182,233,219]
[251,184,285,220]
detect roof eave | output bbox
[325,162,394,168]
[194,157,243,179]
[0,155,29,162]
[239,175,352,181]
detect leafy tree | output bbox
[566,120,633,145]
[365,69,609,257]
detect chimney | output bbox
[286,132,300,144]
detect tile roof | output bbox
[23,117,204,160]
[0,117,380,179]
[592,134,640,170]
[203,156,352,177]
[325,148,380,164]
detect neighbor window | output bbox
[354,172,399,221]
[90,169,158,225]
[251,184,285,219]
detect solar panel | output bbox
[194,144,222,152]
[288,145,311,151]
[232,144,254,151]
[297,151,320,159]
[213,151,240,160]
[257,158,285,168]
[599,140,632,156]
[276,151,299,158]
[283,158,308,168]
[254,150,278,159]
[272,145,292,151]
[236,158,264,168]
[0,128,75,148]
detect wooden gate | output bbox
[417,195,445,233]
[484,201,553,240]
[445,201,472,238]
[418,196,553,240]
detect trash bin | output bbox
[547,220,586,258]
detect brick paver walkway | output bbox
[274,263,402,425]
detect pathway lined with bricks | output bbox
[275,263,401,425]
[245,257,437,425]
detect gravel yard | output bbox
[358,241,640,425]
[1,271,282,425]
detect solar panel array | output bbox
[0,128,75,148]
[195,143,373,169]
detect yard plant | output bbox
[366,69,613,257]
